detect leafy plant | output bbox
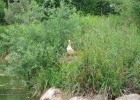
[4,0,43,24]
[1,0,140,98]
[0,0,5,24]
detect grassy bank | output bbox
[0,4,140,97]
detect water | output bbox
[0,75,34,100]
[0,93,30,100]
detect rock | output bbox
[39,88,108,100]
[69,94,108,100]
[69,96,88,100]
[93,94,108,100]
[115,94,140,100]
[40,88,63,100]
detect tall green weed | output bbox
[60,15,140,95]
[1,2,140,97]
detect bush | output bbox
[113,0,140,27]
[3,2,84,95]
[0,0,5,24]
[0,26,10,55]
[60,15,140,96]
[1,1,140,97]
[4,0,43,24]
[72,0,116,15]
[132,0,140,27]
[40,0,117,15]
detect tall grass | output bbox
[60,15,140,96]
[0,3,140,97]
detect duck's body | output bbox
[67,40,74,56]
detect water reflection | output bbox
[0,88,30,100]
[0,94,30,100]
[0,75,35,100]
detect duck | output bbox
[67,40,74,56]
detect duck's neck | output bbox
[68,42,71,47]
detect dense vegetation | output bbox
[0,0,140,98]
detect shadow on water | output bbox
[0,75,36,100]
[0,94,30,100]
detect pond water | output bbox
[0,93,30,100]
[0,75,35,100]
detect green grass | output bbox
[59,15,140,96]
[0,6,140,97]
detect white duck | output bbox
[67,40,74,56]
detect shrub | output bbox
[1,1,140,98]
[0,26,10,56]
[132,0,140,27]
[112,0,140,27]
[60,15,140,96]
[4,0,43,24]
[0,0,5,24]
[3,2,83,95]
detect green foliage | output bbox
[112,0,140,27]
[0,0,6,24]
[41,0,117,15]
[16,1,44,24]
[0,0,140,98]
[4,0,29,24]
[60,16,140,95]
[4,0,43,24]
[0,26,10,55]
[3,3,83,95]
[132,0,140,27]
[71,0,114,15]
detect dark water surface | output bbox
[0,75,35,100]
[0,94,30,100]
